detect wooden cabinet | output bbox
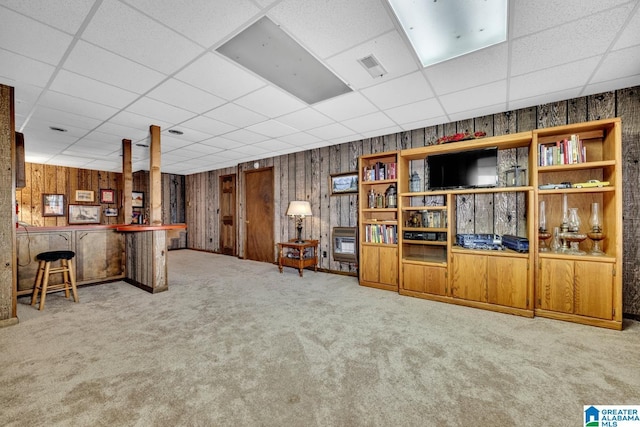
[537,258,615,323]
[358,152,399,291]
[75,229,125,283]
[16,227,125,295]
[360,245,397,289]
[402,263,447,296]
[533,118,622,329]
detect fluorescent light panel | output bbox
[387,0,507,67]
[217,17,352,104]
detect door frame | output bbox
[242,166,275,262]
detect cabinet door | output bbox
[487,257,528,309]
[538,258,574,313]
[574,261,614,320]
[75,229,124,283]
[360,245,380,283]
[378,246,398,286]
[452,253,486,302]
[402,263,425,292]
[402,264,447,295]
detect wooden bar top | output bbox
[16,223,187,233]
[115,224,187,232]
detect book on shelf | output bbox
[538,134,586,166]
[365,224,397,244]
[362,161,397,181]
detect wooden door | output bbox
[452,253,487,302]
[574,261,614,320]
[219,174,236,256]
[487,256,528,309]
[538,258,574,313]
[244,168,274,263]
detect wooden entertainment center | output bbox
[358,118,622,330]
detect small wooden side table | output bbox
[277,239,319,277]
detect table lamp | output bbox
[287,201,312,243]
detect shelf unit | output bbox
[533,118,622,330]
[358,152,399,291]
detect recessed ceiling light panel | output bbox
[217,16,352,104]
[387,0,507,67]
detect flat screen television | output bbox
[427,147,498,190]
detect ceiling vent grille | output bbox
[358,54,387,78]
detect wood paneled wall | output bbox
[185,87,640,317]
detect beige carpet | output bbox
[1,249,639,426]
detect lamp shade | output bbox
[286,201,312,217]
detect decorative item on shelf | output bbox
[409,171,421,192]
[286,200,312,243]
[385,184,397,208]
[505,165,527,187]
[587,202,605,255]
[550,226,562,252]
[407,211,422,227]
[538,200,551,252]
[368,189,376,209]
[561,207,586,255]
[435,131,486,145]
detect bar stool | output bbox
[30,250,78,311]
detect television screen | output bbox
[427,147,498,190]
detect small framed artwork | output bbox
[131,211,142,224]
[132,191,144,208]
[68,204,101,224]
[100,189,116,204]
[330,172,358,195]
[42,194,65,217]
[104,207,118,217]
[75,190,94,202]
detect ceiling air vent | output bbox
[358,54,387,78]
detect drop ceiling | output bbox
[0,0,638,175]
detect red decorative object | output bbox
[436,131,486,145]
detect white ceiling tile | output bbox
[342,112,396,134]
[361,72,433,110]
[156,134,192,151]
[180,116,237,136]
[147,78,225,114]
[447,103,508,123]
[0,7,72,64]
[80,131,128,146]
[0,0,95,34]
[401,116,448,132]
[63,40,166,94]
[440,81,507,114]
[0,48,55,87]
[276,108,333,131]
[251,139,295,151]
[360,125,403,139]
[223,129,270,144]
[507,88,584,111]
[123,0,260,47]
[510,57,601,101]
[46,154,94,167]
[425,43,508,95]
[214,149,252,159]
[175,53,266,101]
[592,45,640,83]
[234,86,306,118]
[23,118,89,139]
[306,123,354,140]
[326,31,418,89]
[511,4,634,76]
[125,97,196,125]
[199,137,245,150]
[228,144,270,156]
[84,158,122,172]
[109,110,172,131]
[12,83,43,120]
[613,7,640,50]
[277,132,322,146]
[247,120,298,138]
[38,91,119,121]
[162,127,210,143]
[94,121,150,142]
[270,0,394,58]
[81,1,204,74]
[50,70,139,109]
[583,75,640,98]
[31,106,102,132]
[205,103,267,127]
[313,92,378,121]
[385,98,445,125]
[512,0,631,38]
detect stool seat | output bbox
[37,250,75,262]
[31,250,78,310]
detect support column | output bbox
[149,125,162,225]
[0,84,17,327]
[122,139,132,224]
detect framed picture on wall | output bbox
[68,204,101,224]
[75,190,94,202]
[100,189,116,204]
[132,191,144,208]
[330,172,358,195]
[104,207,118,217]
[42,194,65,217]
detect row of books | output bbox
[538,134,586,166]
[364,224,397,244]
[363,162,397,181]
